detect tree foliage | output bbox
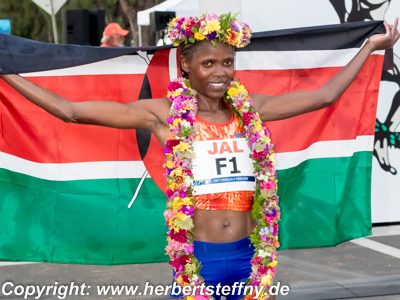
[0,0,164,45]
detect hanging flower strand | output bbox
[164,77,280,300]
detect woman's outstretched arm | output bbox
[253,19,400,122]
[0,74,171,132]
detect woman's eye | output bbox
[203,61,211,67]
[225,60,232,65]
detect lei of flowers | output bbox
[167,13,252,48]
[163,78,280,300]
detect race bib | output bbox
[192,138,255,195]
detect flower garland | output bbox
[163,78,280,300]
[167,13,252,48]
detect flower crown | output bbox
[167,13,252,48]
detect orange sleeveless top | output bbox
[193,114,254,211]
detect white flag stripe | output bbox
[169,48,178,81]
[0,151,146,180]
[235,49,384,71]
[20,54,154,77]
[275,135,374,170]
[0,136,373,181]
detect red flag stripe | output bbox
[0,55,382,163]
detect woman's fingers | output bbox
[391,17,398,37]
[384,21,390,36]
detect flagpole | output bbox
[49,0,59,44]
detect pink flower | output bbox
[184,169,193,176]
[169,254,190,270]
[252,150,267,159]
[266,179,276,190]
[166,189,174,198]
[264,215,275,225]
[165,240,188,252]
[182,274,190,284]
[242,112,253,126]
[165,139,180,149]
[185,243,194,254]
[164,210,176,221]
[168,229,188,243]
[251,256,262,265]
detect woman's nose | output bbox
[213,64,225,77]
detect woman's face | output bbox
[181,40,235,101]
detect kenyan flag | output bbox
[0,21,386,265]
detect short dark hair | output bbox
[178,42,199,79]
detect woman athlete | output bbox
[0,15,399,300]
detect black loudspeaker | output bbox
[150,11,176,31]
[62,9,105,46]
[89,10,105,46]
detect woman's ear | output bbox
[180,55,190,74]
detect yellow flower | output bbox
[176,212,187,220]
[268,260,278,267]
[269,153,276,166]
[168,219,179,231]
[170,17,180,25]
[260,275,273,286]
[169,184,176,191]
[173,197,192,210]
[174,142,190,153]
[170,168,183,177]
[227,87,238,97]
[194,32,206,40]
[255,122,263,132]
[187,297,195,300]
[166,161,174,169]
[205,19,221,34]
[176,276,183,284]
[185,264,197,274]
[238,85,246,94]
[172,118,182,127]
[172,90,181,98]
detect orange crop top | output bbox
[193,114,254,211]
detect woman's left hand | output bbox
[368,17,400,51]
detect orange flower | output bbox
[245,291,257,300]
[225,29,239,47]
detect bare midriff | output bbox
[193,209,256,243]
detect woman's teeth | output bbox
[209,83,224,86]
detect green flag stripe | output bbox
[0,151,371,265]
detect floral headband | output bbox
[167,13,252,48]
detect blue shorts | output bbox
[169,236,255,300]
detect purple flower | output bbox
[208,13,219,20]
[162,148,173,154]
[206,31,218,40]
[260,226,273,236]
[230,21,239,32]
[178,205,194,216]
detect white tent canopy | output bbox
[137,0,200,26]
